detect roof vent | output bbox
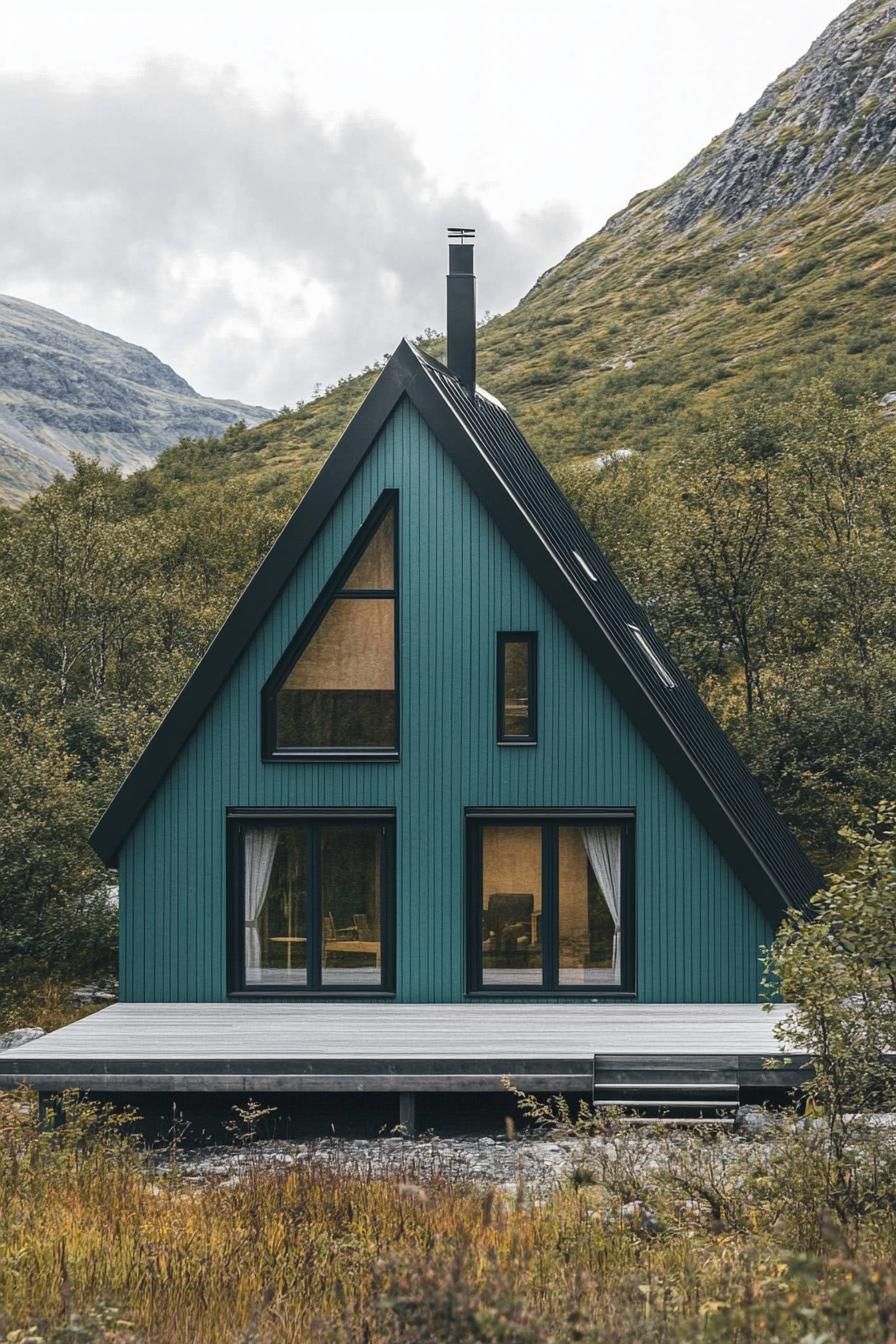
[447,227,476,394]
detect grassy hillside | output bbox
[484,170,896,447]
[150,0,896,496]
[153,167,896,491]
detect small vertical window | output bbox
[497,633,537,744]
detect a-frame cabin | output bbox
[1,234,819,1125]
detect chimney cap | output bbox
[447,226,475,244]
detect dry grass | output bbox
[0,978,101,1036]
[1,1092,895,1343]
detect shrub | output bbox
[764,801,896,1221]
[765,802,896,1117]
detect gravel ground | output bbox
[155,1112,896,1193]
[162,1134,607,1191]
[158,1130,716,1194]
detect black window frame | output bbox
[465,808,636,998]
[261,489,400,762]
[496,631,538,745]
[227,807,396,999]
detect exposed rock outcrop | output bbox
[655,0,896,231]
[0,1027,45,1052]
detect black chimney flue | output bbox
[447,227,476,394]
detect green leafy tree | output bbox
[0,457,295,990]
[0,708,113,982]
[671,415,782,714]
[561,382,896,860]
[764,801,896,1162]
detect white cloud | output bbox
[0,62,580,406]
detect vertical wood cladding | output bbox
[120,399,773,1003]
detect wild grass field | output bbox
[0,1089,895,1344]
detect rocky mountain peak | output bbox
[655,0,896,231]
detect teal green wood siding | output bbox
[119,399,774,1002]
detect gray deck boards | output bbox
[0,1003,800,1093]
[0,1002,792,1059]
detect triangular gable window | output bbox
[263,493,398,758]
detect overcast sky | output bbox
[1,0,847,409]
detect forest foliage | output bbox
[765,799,896,1167]
[558,381,896,855]
[0,379,895,992]
[0,460,303,998]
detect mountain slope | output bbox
[0,295,273,505]
[156,0,895,497]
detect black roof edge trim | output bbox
[89,347,414,866]
[400,350,820,921]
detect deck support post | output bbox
[398,1090,417,1136]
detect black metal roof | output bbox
[408,343,820,916]
[91,338,821,918]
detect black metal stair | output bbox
[593,1054,741,1121]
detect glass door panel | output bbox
[244,825,308,986]
[320,825,383,987]
[481,825,543,986]
[557,825,622,986]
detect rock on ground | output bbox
[0,1027,45,1052]
[733,1104,781,1137]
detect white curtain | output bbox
[244,828,279,982]
[582,826,622,973]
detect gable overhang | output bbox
[89,351,414,867]
[90,340,820,927]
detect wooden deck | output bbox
[0,1002,804,1095]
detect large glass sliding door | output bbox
[469,813,633,994]
[231,811,394,995]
